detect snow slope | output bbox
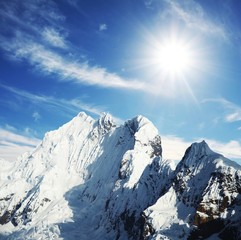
[0,112,171,239]
[143,141,241,240]
[1,113,241,240]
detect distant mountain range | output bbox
[1,112,241,239]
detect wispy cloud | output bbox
[161,134,241,165]
[226,112,241,122]
[144,0,154,9]
[0,84,103,116]
[161,135,191,162]
[0,129,39,147]
[5,124,16,132]
[206,139,241,161]
[0,128,41,162]
[32,111,41,122]
[99,23,107,32]
[42,27,67,49]
[65,0,79,9]
[1,38,145,90]
[163,0,227,40]
[0,1,146,92]
[0,0,65,34]
[202,98,241,123]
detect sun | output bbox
[154,38,193,76]
[139,32,202,98]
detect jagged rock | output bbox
[0,112,168,239]
[0,113,241,240]
[142,141,241,240]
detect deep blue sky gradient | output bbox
[1,0,241,162]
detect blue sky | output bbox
[1,0,241,163]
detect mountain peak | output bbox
[190,140,214,155]
[98,112,116,132]
[77,111,88,118]
[183,140,216,160]
[125,115,158,143]
[175,140,221,174]
[1,113,241,240]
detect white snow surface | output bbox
[1,113,241,240]
[0,112,169,239]
[144,140,241,240]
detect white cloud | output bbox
[42,27,67,49]
[206,139,241,161]
[163,0,227,40]
[0,129,39,146]
[202,98,241,123]
[0,0,65,36]
[161,135,191,162]
[32,111,41,121]
[0,84,109,118]
[0,0,231,98]
[5,124,16,131]
[1,38,146,91]
[0,128,41,162]
[99,23,107,32]
[0,0,148,92]
[144,0,154,9]
[161,134,241,165]
[226,111,241,122]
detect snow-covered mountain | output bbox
[143,141,241,240]
[0,113,241,240]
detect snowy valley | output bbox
[0,112,241,240]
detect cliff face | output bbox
[143,141,241,240]
[0,113,241,240]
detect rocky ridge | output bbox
[0,112,240,240]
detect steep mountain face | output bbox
[143,141,241,240]
[0,112,241,240]
[0,112,171,239]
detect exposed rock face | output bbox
[189,168,241,240]
[143,141,241,240]
[0,113,241,240]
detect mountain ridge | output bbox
[0,112,240,239]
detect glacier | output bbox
[0,112,241,240]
